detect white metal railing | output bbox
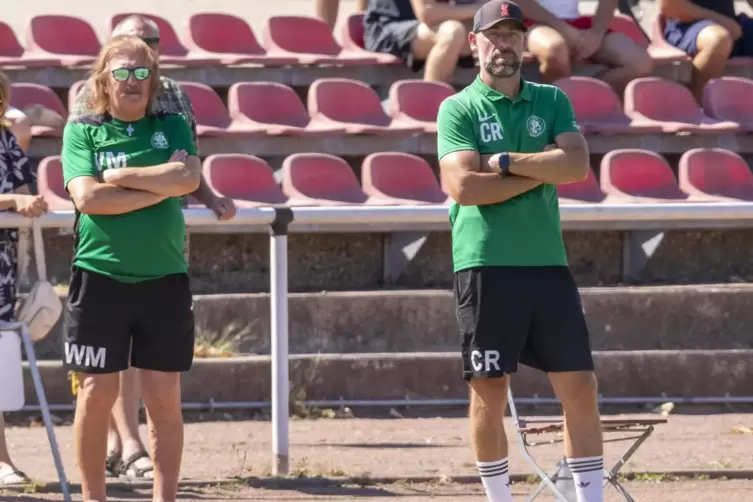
[13,201,753,476]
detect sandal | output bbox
[105,452,121,478]
[117,451,154,481]
[0,462,30,485]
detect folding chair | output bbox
[0,323,71,502]
[1,222,72,502]
[507,387,667,501]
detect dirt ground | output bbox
[1,412,752,500]
[5,479,753,501]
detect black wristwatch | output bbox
[498,152,511,177]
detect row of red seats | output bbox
[12,75,753,140]
[0,13,388,68]
[3,12,753,72]
[12,78,445,138]
[37,148,753,211]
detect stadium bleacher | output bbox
[2,7,752,407]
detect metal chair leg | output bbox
[19,324,72,502]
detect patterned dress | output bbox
[0,127,37,322]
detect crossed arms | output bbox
[67,152,201,215]
[441,132,590,206]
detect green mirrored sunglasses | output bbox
[111,67,151,82]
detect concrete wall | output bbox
[42,229,753,293]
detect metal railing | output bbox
[13,201,753,475]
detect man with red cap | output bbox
[437,1,604,501]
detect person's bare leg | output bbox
[550,370,603,502]
[590,32,654,96]
[526,25,572,83]
[355,0,368,12]
[690,24,734,102]
[111,367,153,478]
[140,369,184,502]
[470,377,512,502]
[412,21,468,83]
[315,0,340,30]
[75,372,120,502]
[0,415,28,484]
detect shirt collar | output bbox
[472,75,532,103]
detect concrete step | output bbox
[22,350,753,406]
[33,285,753,359]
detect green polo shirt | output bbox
[437,76,580,272]
[62,112,195,283]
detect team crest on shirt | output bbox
[526,115,545,138]
[151,131,169,149]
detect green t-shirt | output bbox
[62,112,196,283]
[437,76,581,272]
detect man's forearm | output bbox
[411,1,477,26]
[591,0,618,34]
[513,0,571,30]
[660,0,735,23]
[189,175,216,206]
[451,171,542,206]
[106,162,200,197]
[487,149,588,185]
[74,184,168,215]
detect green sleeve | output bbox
[437,97,477,161]
[62,122,97,190]
[167,114,197,157]
[552,88,581,138]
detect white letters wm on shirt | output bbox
[65,342,106,369]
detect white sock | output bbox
[477,458,513,502]
[566,456,604,502]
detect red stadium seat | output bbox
[624,77,741,133]
[388,80,455,133]
[184,13,296,66]
[0,21,61,67]
[553,77,662,134]
[228,82,344,136]
[203,154,287,207]
[308,78,423,135]
[177,82,257,137]
[702,77,753,131]
[557,167,607,204]
[67,80,87,111]
[106,13,220,66]
[339,13,402,65]
[262,16,378,65]
[608,13,689,64]
[362,152,446,204]
[24,15,100,66]
[600,149,688,202]
[282,153,376,205]
[10,84,67,137]
[37,157,74,211]
[678,148,753,202]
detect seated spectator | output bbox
[363,0,480,83]
[659,0,753,102]
[517,0,654,93]
[316,0,368,30]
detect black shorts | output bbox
[455,266,594,380]
[63,267,195,374]
[364,20,476,72]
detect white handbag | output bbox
[17,222,63,342]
